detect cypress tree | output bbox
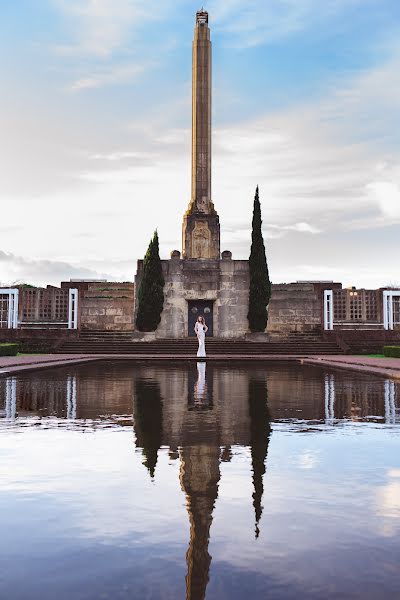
[247,186,271,332]
[136,230,165,332]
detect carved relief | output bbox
[192,221,211,259]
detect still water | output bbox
[0,361,400,600]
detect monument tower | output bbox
[182,9,220,259]
[135,9,250,339]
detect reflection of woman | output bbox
[194,361,207,404]
[194,315,208,358]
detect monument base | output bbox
[135,253,249,338]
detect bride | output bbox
[194,315,208,358]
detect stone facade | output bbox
[267,282,334,334]
[182,211,220,260]
[135,254,249,338]
[78,282,135,331]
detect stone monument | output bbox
[182,10,220,260]
[135,10,250,338]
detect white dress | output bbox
[195,322,206,357]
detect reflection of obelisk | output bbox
[180,360,220,600]
[182,10,220,260]
[180,445,220,600]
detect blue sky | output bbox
[1,0,399,286]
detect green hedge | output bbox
[0,343,20,357]
[383,346,400,358]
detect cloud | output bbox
[0,250,116,287]
[270,222,322,235]
[53,0,164,57]
[209,0,362,47]
[69,63,150,91]
[297,449,320,470]
[89,150,157,161]
[214,50,400,236]
[376,469,400,537]
[366,181,400,221]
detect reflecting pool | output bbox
[1,361,400,600]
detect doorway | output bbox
[188,300,214,337]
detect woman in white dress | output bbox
[194,315,208,358]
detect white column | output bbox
[383,292,389,330]
[5,289,19,329]
[11,289,18,328]
[383,291,395,330]
[68,288,79,329]
[324,290,334,330]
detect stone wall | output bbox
[0,328,77,352]
[79,282,135,331]
[135,254,250,338]
[267,283,338,334]
[324,329,400,354]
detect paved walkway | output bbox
[303,355,400,380]
[0,354,99,375]
[0,353,399,380]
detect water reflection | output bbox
[192,362,210,408]
[4,376,16,420]
[66,375,77,420]
[385,380,397,425]
[134,378,163,478]
[248,378,271,539]
[2,362,398,426]
[324,374,335,425]
[1,362,400,600]
[132,364,271,599]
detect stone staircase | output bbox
[56,330,343,356]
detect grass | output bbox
[359,354,400,359]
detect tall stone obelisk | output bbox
[182,10,220,260]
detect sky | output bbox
[1,0,399,288]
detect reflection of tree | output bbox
[134,379,163,478]
[248,378,271,539]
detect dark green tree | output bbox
[136,230,165,331]
[247,186,271,332]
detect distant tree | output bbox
[247,186,271,332]
[384,282,400,289]
[136,230,165,331]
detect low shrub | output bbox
[383,346,400,359]
[0,343,20,357]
